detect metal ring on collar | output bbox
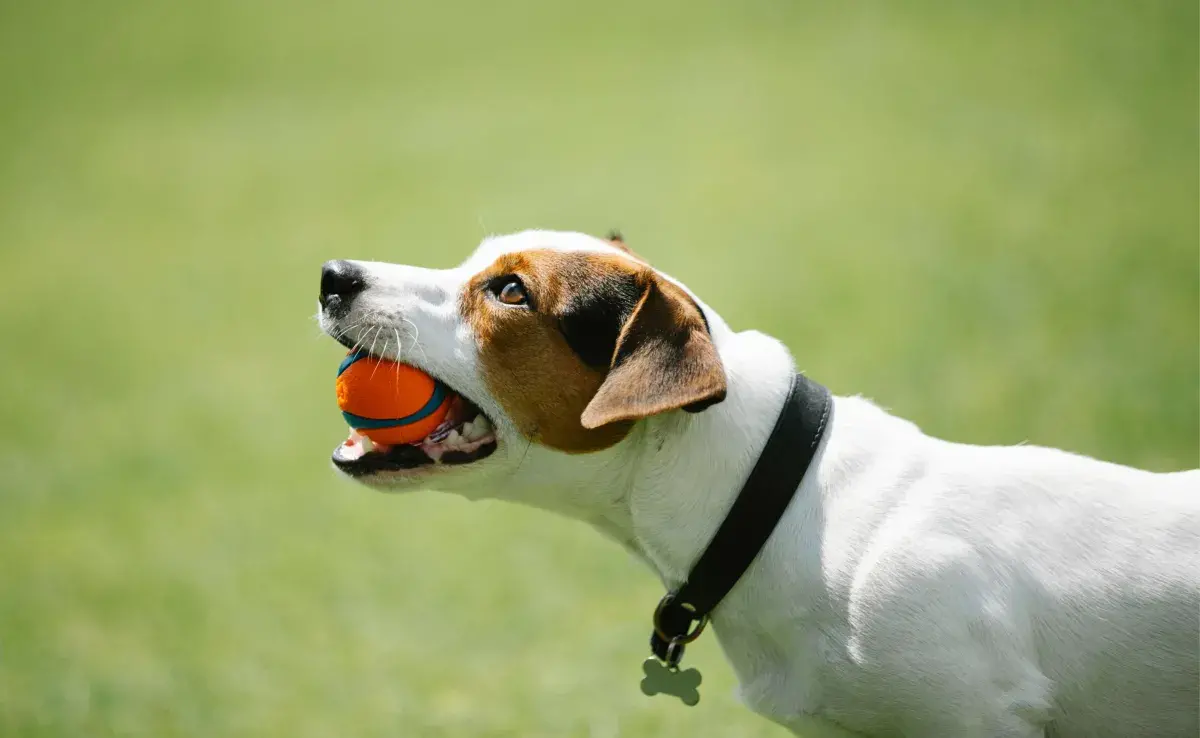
[652,593,709,645]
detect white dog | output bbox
[317,230,1199,737]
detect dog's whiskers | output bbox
[401,316,428,364]
[346,327,367,356]
[367,326,384,379]
[378,329,391,359]
[392,328,406,396]
[333,319,366,345]
[505,425,535,484]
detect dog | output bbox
[317,230,1199,737]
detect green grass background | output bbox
[0,1,1196,736]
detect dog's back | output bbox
[826,412,1200,737]
[1029,465,1199,737]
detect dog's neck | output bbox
[471,322,801,589]
[626,328,798,585]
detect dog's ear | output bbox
[580,275,726,429]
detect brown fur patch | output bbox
[460,248,726,453]
[461,250,637,452]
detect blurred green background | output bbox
[0,1,1196,736]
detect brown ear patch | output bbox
[460,248,725,454]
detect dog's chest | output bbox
[695,530,860,730]
[710,600,864,737]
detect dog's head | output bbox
[317,230,727,497]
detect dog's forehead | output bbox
[460,230,637,275]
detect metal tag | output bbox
[640,657,702,706]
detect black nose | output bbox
[320,260,366,311]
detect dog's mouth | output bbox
[329,347,498,477]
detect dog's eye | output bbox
[492,276,528,306]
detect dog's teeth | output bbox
[461,421,475,440]
[473,415,492,434]
[345,429,375,454]
[446,429,462,447]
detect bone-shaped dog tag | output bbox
[640,657,702,706]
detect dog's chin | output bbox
[333,447,500,492]
[331,416,500,488]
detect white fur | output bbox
[320,230,1200,737]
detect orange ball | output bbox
[336,350,451,445]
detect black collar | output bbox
[649,371,832,666]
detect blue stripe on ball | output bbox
[337,349,370,377]
[341,380,449,430]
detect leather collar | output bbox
[649,371,832,666]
